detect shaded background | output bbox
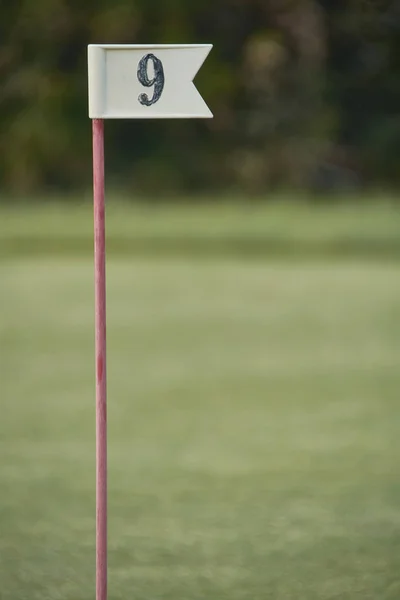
[1,0,400,197]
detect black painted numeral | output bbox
[137,54,165,106]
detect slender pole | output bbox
[93,118,107,600]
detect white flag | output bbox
[88,44,213,119]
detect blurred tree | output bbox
[0,0,399,196]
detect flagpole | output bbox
[88,44,212,600]
[93,117,107,600]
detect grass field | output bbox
[1,200,400,599]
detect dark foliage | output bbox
[0,0,399,195]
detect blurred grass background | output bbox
[1,197,400,599]
[1,195,400,259]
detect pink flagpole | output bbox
[92,118,107,600]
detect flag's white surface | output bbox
[88,44,213,119]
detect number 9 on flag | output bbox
[88,44,213,119]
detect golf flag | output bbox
[88,44,213,119]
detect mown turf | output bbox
[1,238,400,598]
[1,197,400,259]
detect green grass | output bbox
[1,201,400,599]
[1,196,400,258]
